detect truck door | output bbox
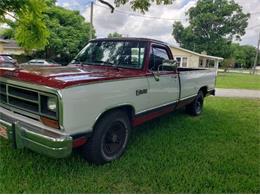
[147,45,180,108]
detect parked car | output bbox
[20,59,60,67]
[0,54,17,68]
[0,38,217,165]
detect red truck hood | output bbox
[0,65,146,89]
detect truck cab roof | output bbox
[91,37,169,46]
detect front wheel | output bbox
[186,91,204,116]
[80,110,131,165]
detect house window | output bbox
[208,60,215,68]
[182,57,188,67]
[199,59,203,67]
[206,59,209,67]
[175,57,181,66]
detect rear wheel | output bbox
[186,91,204,116]
[81,110,131,165]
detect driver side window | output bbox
[149,47,170,71]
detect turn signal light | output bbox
[41,117,60,129]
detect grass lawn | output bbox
[216,72,260,90]
[0,97,259,193]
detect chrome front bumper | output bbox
[0,107,72,158]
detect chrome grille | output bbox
[0,82,58,120]
[0,83,8,103]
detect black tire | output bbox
[186,90,204,116]
[81,110,131,165]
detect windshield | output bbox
[71,41,147,69]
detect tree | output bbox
[33,6,94,64]
[222,58,235,72]
[172,0,250,58]
[108,32,123,38]
[114,0,173,13]
[0,28,15,39]
[4,4,94,64]
[243,45,259,69]
[230,43,257,69]
[1,1,93,64]
[0,0,50,50]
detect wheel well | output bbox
[199,86,208,97]
[93,105,135,129]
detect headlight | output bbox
[47,97,57,112]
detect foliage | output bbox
[33,6,94,65]
[108,32,123,38]
[216,73,260,90]
[0,0,50,50]
[222,58,235,72]
[114,0,173,13]
[1,2,93,64]
[0,98,259,193]
[172,0,250,58]
[230,43,258,69]
[0,28,14,39]
[15,0,50,50]
[0,0,26,21]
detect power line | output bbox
[94,2,187,22]
[94,3,260,24]
[250,12,260,15]
[247,24,260,29]
[93,3,260,29]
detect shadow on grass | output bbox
[0,103,251,168]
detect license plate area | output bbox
[0,124,8,139]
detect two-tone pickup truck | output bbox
[0,38,216,164]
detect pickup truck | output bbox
[0,38,216,165]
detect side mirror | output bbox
[153,71,160,81]
[152,60,178,82]
[161,59,178,72]
[157,60,178,72]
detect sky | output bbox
[56,0,260,47]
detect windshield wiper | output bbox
[92,60,122,71]
[72,60,121,70]
[71,58,82,65]
[92,60,114,66]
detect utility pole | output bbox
[252,32,260,74]
[89,1,94,40]
[89,0,114,40]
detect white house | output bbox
[170,46,224,69]
[0,38,24,55]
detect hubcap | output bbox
[102,121,127,157]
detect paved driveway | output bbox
[215,88,260,99]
